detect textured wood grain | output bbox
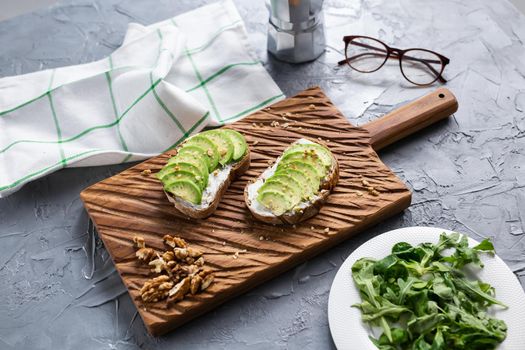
[80,87,411,336]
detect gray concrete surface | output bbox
[511,0,525,14]
[0,0,57,21]
[1,0,525,349]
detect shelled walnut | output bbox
[168,277,191,303]
[200,272,214,291]
[133,236,146,248]
[174,247,189,260]
[187,247,202,258]
[133,234,214,305]
[162,251,175,262]
[163,234,187,248]
[136,247,156,262]
[181,264,200,276]
[194,257,204,266]
[140,275,174,303]
[190,275,202,294]
[149,256,167,274]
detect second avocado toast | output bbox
[244,138,339,224]
[156,129,250,219]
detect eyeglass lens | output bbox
[400,49,444,85]
[345,37,389,73]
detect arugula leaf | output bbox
[451,272,508,308]
[432,277,453,300]
[408,313,446,336]
[351,232,507,350]
[431,327,446,350]
[474,239,495,254]
[397,277,417,304]
[392,242,420,261]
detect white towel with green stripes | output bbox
[0,0,284,197]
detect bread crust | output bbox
[164,150,250,219]
[244,145,339,225]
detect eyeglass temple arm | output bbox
[338,42,447,83]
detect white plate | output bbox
[328,227,525,350]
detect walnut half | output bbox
[163,234,187,248]
[140,275,174,303]
[133,236,146,249]
[168,276,191,303]
[174,248,189,260]
[198,269,214,291]
[136,247,156,262]
[149,256,167,274]
[190,275,202,294]
[187,247,203,258]
[162,251,175,262]
[201,273,214,291]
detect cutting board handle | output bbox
[362,87,458,151]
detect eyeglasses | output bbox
[337,35,450,86]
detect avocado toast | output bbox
[157,129,250,219]
[244,138,339,224]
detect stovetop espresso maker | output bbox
[267,0,325,63]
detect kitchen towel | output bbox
[0,0,284,197]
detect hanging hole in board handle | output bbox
[438,93,445,98]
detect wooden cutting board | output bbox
[80,86,458,336]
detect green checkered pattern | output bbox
[0,0,284,196]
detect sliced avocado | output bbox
[201,130,234,165]
[157,162,208,188]
[167,153,208,182]
[177,145,212,172]
[162,170,206,190]
[165,180,202,204]
[276,161,320,195]
[183,135,219,171]
[222,129,247,161]
[257,190,292,216]
[259,175,302,206]
[273,168,316,200]
[279,151,326,178]
[283,143,333,168]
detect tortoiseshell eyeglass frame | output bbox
[337,35,450,86]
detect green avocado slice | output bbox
[167,155,209,184]
[183,135,220,171]
[279,151,326,178]
[275,163,319,198]
[156,162,208,188]
[257,190,292,216]
[165,180,202,204]
[177,145,212,172]
[222,129,248,161]
[161,170,206,191]
[201,130,234,165]
[259,175,302,207]
[283,143,333,168]
[273,169,315,200]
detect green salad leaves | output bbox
[351,232,508,350]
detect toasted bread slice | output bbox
[165,151,250,219]
[157,129,250,219]
[244,139,339,225]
